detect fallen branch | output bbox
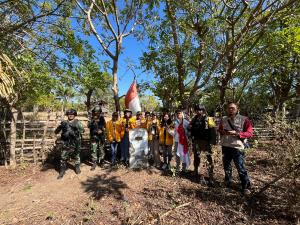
[252,162,300,198]
[152,202,192,224]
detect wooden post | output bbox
[20,111,25,163]
[1,107,8,168]
[33,134,37,164]
[9,107,18,168]
[40,110,50,163]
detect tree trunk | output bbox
[9,106,18,168]
[219,75,231,109]
[112,57,120,112]
[165,0,185,107]
[220,88,226,108]
[219,46,235,110]
[294,73,300,118]
[85,89,93,112]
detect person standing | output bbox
[106,112,122,166]
[55,109,84,179]
[134,111,147,129]
[174,109,190,174]
[120,109,135,167]
[148,112,161,168]
[159,112,174,171]
[190,104,216,185]
[218,102,253,194]
[88,106,106,170]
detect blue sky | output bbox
[74,21,155,97]
[80,30,154,97]
[71,1,165,97]
[115,35,153,96]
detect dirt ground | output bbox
[0,147,299,225]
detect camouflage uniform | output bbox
[89,116,106,168]
[190,105,216,184]
[55,115,84,178]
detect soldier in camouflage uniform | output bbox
[190,104,216,185]
[88,106,106,170]
[55,109,84,179]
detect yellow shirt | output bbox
[120,117,136,138]
[106,120,122,142]
[133,117,147,129]
[159,123,174,146]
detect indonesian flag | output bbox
[125,80,141,114]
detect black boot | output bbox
[99,159,104,168]
[208,173,214,187]
[90,162,97,171]
[57,163,66,179]
[75,164,81,174]
[208,167,214,187]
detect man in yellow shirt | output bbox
[120,109,135,167]
[148,112,161,168]
[159,112,174,171]
[106,112,122,166]
[134,111,147,129]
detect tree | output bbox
[75,0,144,112]
[141,0,299,110]
[140,95,160,111]
[0,0,85,166]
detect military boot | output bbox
[208,173,214,187]
[57,163,66,179]
[208,168,214,187]
[75,164,81,174]
[90,162,97,171]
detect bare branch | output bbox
[90,0,105,15]
[100,0,118,40]
[75,0,87,14]
[122,0,135,33]
[222,0,236,9]
[234,28,265,67]
[112,0,121,35]
[82,2,115,59]
[121,0,141,35]
[122,21,138,37]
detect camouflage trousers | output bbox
[91,139,105,163]
[193,139,214,177]
[60,142,81,166]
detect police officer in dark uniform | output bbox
[88,106,106,170]
[55,109,84,179]
[190,104,216,185]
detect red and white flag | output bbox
[125,80,141,114]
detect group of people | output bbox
[55,102,253,194]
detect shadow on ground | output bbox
[81,173,128,200]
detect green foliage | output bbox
[140,0,300,115]
[140,95,160,111]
